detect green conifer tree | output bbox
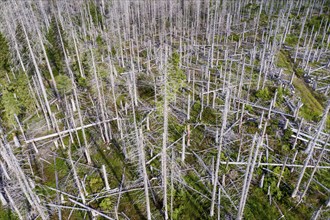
[0,32,10,72]
[46,16,67,76]
[15,23,30,70]
[0,32,34,125]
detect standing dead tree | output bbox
[0,0,329,219]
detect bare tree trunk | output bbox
[300,135,330,200]
[162,58,169,220]
[68,147,86,204]
[292,101,330,198]
[210,89,230,217]
[138,129,151,220]
[19,18,54,129]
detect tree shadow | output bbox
[89,133,146,219]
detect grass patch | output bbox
[292,77,323,121]
[285,34,299,47]
[276,51,292,71]
[245,187,313,220]
[276,51,324,122]
[245,188,280,219]
[0,206,19,220]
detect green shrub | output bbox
[256,88,271,101]
[202,107,217,124]
[277,87,284,103]
[88,177,104,193]
[96,34,104,46]
[306,15,325,30]
[231,33,240,42]
[114,64,125,74]
[46,17,67,76]
[295,68,304,77]
[167,52,187,103]
[99,197,113,211]
[245,104,253,112]
[0,205,19,220]
[283,128,293,141]
[0,73,34,125]
[1,89,21,125]
[77,76,87,88]
[55,74,72,94]
[285,34,299,47]
[0,32,10,71]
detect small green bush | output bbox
[256,88,271,101]
[88,177,104,193]
[99,197,113,211]
[285,34,299,47]
[55,74,72,94]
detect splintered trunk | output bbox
[293,119,304,149]
[210,89,230,217]
[20,19,54,129]
[187,94,191,120]
[72,31,85,78]
[238,134,257,220]
[101,165,110,191]
[181,132,186,162]
[162,66,169,220]
[277,157,288,188]
[138,129,151,220]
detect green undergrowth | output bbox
[285,34,299,47]
[244,187,313,220]
[0,205,19,220]
[171,171,212,220]
[293,78,323,121]
[43,156,70,188]
[277,51,324,122]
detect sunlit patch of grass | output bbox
[292,77,323,121]
[276,51,324,122]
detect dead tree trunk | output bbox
[210,89,230,217]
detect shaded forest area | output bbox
[0,0,329,219]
